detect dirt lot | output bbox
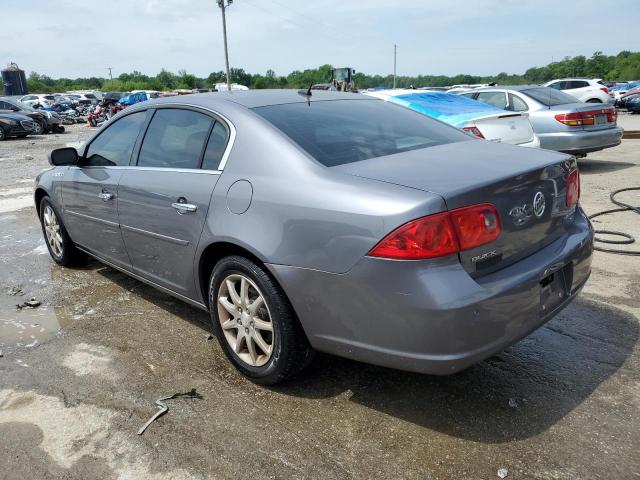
[0,124,639,480]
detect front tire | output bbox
[208,255,313,384]
[39,196,86,267]
[33,120,45,135]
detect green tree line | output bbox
[21,51,640,94]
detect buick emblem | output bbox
[533,191,545,218]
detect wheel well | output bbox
[586,98,602,103]
[34,188,48,217]
[198,242,267,308]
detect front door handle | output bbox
[171,202,198,214]
[98,192,114,201]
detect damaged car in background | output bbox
[0,111,35,140]
[364,89,540,147]
[35,90,593,384]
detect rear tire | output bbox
[0,126,5,141]
[208,255,314,385]
[39,196,87,267]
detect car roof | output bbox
[147,89,372,109]
[469,85,547,92]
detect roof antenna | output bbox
[298,84,313,97]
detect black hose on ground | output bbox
[587,187,640,255]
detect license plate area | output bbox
[595,114,607,125]
[540,263,573,313]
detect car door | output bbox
[61,110,148,268]
[117,106,230,299]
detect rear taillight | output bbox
[554,108,616,127]
[600,87,609,94]
[462,126,485,139]
[566,169,580,207]
[368,204,501,260]
[449,204,501,250]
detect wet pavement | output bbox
[0,127,639,479]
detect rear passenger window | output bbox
[510,94,528,112]
[476,92,508,110]
[201,122,229,170]
[84,111,146,166]
[138,109,213,169]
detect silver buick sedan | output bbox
[35,90,593,384]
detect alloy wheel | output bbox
[217,273,274,367]
[43,205,64,257]
[33,121,44,135]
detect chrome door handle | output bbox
[171,202,198,213]
[98,192,114,201]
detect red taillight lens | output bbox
[566,169,580,207]
[555,108,615,127]
[449,204,501,251]
[462,126,485,139]
[368,204,501,260]
[600,87,609,94]
[368,212,458,260]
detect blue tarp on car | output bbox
[386,92,506,128]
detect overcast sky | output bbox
[2,0,638,79]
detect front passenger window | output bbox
[84,111,146,166]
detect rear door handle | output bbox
[98,192,114,201]
[171,202,198,214]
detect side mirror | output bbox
[49,147,79,166]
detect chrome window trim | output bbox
[69,165,222,175]
[123,102,236,172]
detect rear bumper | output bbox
[269,208,594,375]
[537,126,623,154]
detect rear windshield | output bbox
[522,87,577,106]
[252,99,467,167]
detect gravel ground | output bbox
[0,125,638,480]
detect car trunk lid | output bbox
[333,140,579,276]
[467,112,535,145]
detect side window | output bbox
[0,101,10,110]
[510,94,528,112]
[476,91,508,110]
[138,109,212,169]
[565,81,588,90]
[548,82,563,90]
[460,93,475,99]
[201,121,229,170]
[84,111,146,167]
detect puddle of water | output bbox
[0,294,64,346]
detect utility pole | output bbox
[106,67,113,81]
[217,0,233,92]
[393,44,397,89]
